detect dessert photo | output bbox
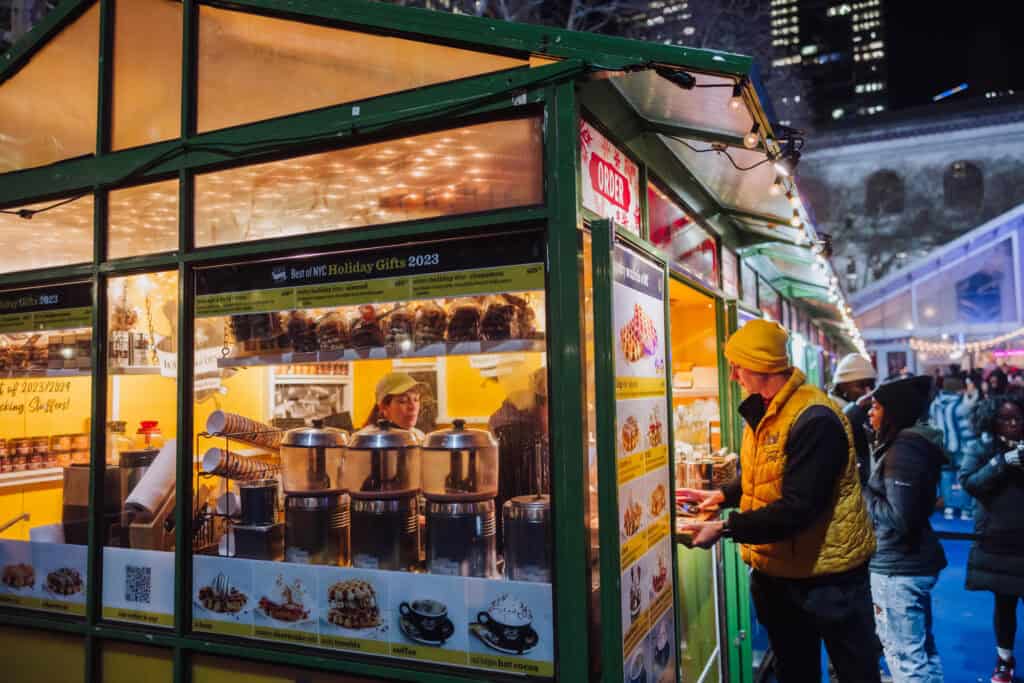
[45,567,83,597]
[649,484,667,519]
[1,562,35,590]
[197,572,248,615]
[618,303,658,364]
[255,574,311,625]
[621,415,641,454]
[326,578,382,630]
[622,496,643,538]
[470,592,540,656]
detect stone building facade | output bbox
[799,95,1024,293]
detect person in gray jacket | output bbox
[959,395,1024,683]
[865,375,948,683]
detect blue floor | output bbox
[752,513,1024,682]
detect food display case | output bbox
[0,2,861,682]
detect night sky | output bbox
[885,1,1024,110]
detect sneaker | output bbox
[961,509,975,521]
[991,656,1015,683]
[944,507,955,520]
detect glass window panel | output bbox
[914,238,1017,328]
[0,4,99,173]
[102,271,179,629]
[112,0,182,151]
[648,184,718,289]
[197,5,528,134]
[0,195,94,274]
[740,262,757,309]
[0,282,93,621]
[188,234,553,676]
[856,303,883,331]
[758,278,781,322]
[195,118,542,248]
[108,180,179,259]
[721,248,739,299]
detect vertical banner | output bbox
[580,120,641,235]
[592,220,678,683]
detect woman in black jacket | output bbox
[865,375,947,683]
[959,395,1024,683]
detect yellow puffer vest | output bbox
[739,369,875,578]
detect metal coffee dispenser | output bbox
[344,421,421,571]
[279,420,349,565]
[422,419,498,577]
[503,494,552,582]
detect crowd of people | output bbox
[679,321,1024,683]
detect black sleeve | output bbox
[862,437,938,540]
[720,476,742,508]
[726,406,848,544]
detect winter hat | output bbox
[872,375,934,433]
[833,353,876,385]
[724,320,790,374]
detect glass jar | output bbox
[135,420,164,451]
[106,421,133,466]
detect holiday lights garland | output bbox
[909,326,1024,354]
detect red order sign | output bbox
[588,153,632,211]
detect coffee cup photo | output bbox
[400,599,453,643]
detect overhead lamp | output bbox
[790,209,802,227]
[769,175,783,196]
[654,66,696,90]
[743,122,761,149]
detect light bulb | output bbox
[789,192,802,208]
[729,95,743,111]
[790,209,802,227]
[743,123,760,149]
[769,176,783,196]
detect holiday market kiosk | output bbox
[0,2,862,682]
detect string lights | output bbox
[909,326,1024,355]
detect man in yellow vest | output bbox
[680,320,879,682]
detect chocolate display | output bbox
[383,305,415,353]
[413,301,447,346]
[446,298,482,342]
[481,294,537,341]
[315,311,349,351]
[285,310,318,352]
[349,305,386,349]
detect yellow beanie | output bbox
[724,319,790,374]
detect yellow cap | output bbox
[375,372,425,404]
[724,319,790,374]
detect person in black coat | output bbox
[959,395,1024,683]
[865,375,948,682]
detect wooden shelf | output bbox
[0,368,92,378]
[217,339,546,368]
[0,467,63,489]
[672,387,719,399]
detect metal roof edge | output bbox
[0,0,95,86]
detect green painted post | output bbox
[544,80,591,683]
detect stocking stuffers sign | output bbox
[580,120,640,235]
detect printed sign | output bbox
[102,547,174,627]
[195,232,545,318]
[0,539,87,616]
[0,282,91,333]
[609,241,677,682]
[190,556,554,677]
[581,120,640,234]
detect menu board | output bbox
[610,243,677,683]
[0,282,91,333]
[0,539,87,616]
[194,232,545,318]
[581,120,641,235]
[192,555,554,678]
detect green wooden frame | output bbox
[0,1,840,680]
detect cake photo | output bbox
[326,579,380,629]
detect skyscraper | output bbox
[621,1,696,46]
[770,0,887,126]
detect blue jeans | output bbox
[870,573,944,683]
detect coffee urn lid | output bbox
[506,494,550,521]
[423,418,496,451]
[282,419,348,448]
[348,420,420,450]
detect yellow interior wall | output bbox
[194,366,269,439]
[0,626,85,683]
[351,359,392,428]
[670,300,718,369]
[0,375,92,438]
[102,642,173,683]
[110,375,178,440]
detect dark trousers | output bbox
[752,568,881,683]
[994,593,1021,650]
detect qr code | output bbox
[125,565,151,604]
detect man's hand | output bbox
[677,488,725,512]
[678,520,725,549]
